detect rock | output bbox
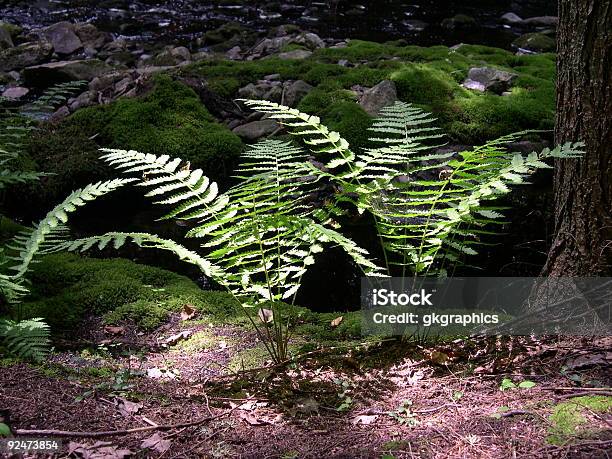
[403,20,428,32]
[338,59,350,67]
[68,90,97,111]
[462,67,518,94]
[232,119,279,141]
[359,80,397,116]
[251,36,292,56]
[512,32,555,53]
[146,46,191,67]
[0,22,22,41]
[89,72,126,92]
[522,16,558,27]
[507,139,550,154]
[170,46,191,61]
[264,73,281,81]
[277,49,312,60]
[0,25,14,50]
[264,86,283,103]
[226,46,242,60]
[283,80,313,107]
[238,83,267,100]
[49,105,70,123]
[1,86,29,99]
[0,41,53,72]
[293,32,325,49]
[44,21,83,55]
[441,14,477,30]
[501,12,523,24]
[24,59,112,86]
[74,23,111,50]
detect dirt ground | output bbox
[1,316,610,458]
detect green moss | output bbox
[172,329,219,352]
[67,75,243,176]
[19,253,243,331]
[390,64,457,107]
[548,396,612,445]
[0,217,27,242]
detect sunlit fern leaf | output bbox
[0,318,50,362]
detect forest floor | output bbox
[1,315,611,459]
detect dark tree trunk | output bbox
[543,0,612,276]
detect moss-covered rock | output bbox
[184,41,555,146]
[68,75,243,174]
[513,33,556,53]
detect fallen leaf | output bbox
[147,367,179,380]
[239,411,270,426]
[429,351,449,365]
[163,330,193,346]
[103,326,125,335]
[180,304,197,321]
[331,316,343,327]
[258,308,274,324]
[141,433,171,454]
[114,397,142,417]
[352,414,378,425]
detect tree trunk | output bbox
[543,0,612,276]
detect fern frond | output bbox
[9,179,135,279]
[0,318,50,362]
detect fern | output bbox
[0,318,50,362]
[243,100,583,276]
[62,143,381,363]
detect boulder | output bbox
[238,83,268,100]
[0,41,53,72]
[0,25,13,50]
[226,46,242,60]
[283,80,313,107]
[462,67,518,94]
[500,12,523,24]
[251,36,292,56]
[293,32,325,49]
[359,80,397,116]
[44,22,83,55]
[512,32,555,53]
[2,86,29,99]
[68,90,97,111]
[232,119,279,141]
[74,23,111,50]
[522,16,558,27]
[24,59,112,86]
[277,49,312,60]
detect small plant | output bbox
[500,377,537,391]
[334,378,354,412]
[388,400,419,426]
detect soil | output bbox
[1,318,610,458]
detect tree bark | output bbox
[544,0,612,276]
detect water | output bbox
[2,1,556,49]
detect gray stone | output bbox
[238,83,268,100]
[226,46,242,60]
[264,73,281,81]
[49,105,70,123]
[74,23,110,50]
[68,90,97,111]
[359,80,398,116]
[170,46,191,61]
[403,20,428,32]
[2,86,29,99]
[277,49,312,60]
[232,119,279,141]
[441,14,477,30]
[522,16,558,27]
[44,22,83,55]
[283,80,313,107]
[338,59,350,67]
[0,25,13,50]
[24,59,112,86]
[293,32,325,50]
[0,41,53,72]
[251,37,292,56]
[462,67,518,94]
[501,12,523,24]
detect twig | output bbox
[14,406,237,438]
[557,390,612,400]
[543,386,611,392]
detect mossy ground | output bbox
[182,41,555,145]
[547,395,612,445]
